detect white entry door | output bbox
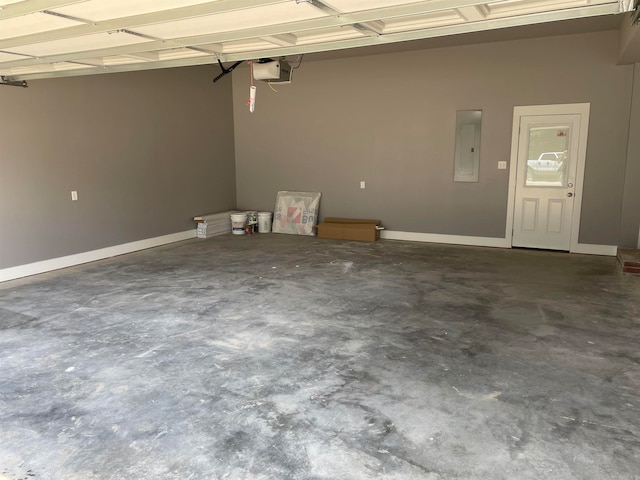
[512,112,584,251]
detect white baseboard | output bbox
[381,230,617,256]
[571,243,618,256]
[381,230,510,248]
[0,229,197,283]
[2,229,618,283]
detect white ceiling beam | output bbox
[0,0,497,69]
[123,52,160,62]
[358,21,386,35]
[456,5,488,22]
[5,2,622,81]
[0,39,182,69]
[309,0,495,24]
[9,62,56,74]
[185,45,221,56]
[260,34,298,47]
[351,24,381,37]
[188,43,224,55]
[69,57,104,66]
[295,0,339,15]
[215,3,624,61]
[0,0,88,20]
[349,20,386,37]
[0,0,287,49]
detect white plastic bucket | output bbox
[258,212,272,233]
[230,213,247,235]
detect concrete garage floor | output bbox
[1,235,639,480]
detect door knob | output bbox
[567,192,573,197]
[567,183,574,188]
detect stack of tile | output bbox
[193,210,239,238]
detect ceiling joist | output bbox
[0,0,85,20]
[0,0,287,50]
[0,0,631,81]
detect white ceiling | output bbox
[0,0,634,81]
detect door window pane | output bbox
[525,125,570,187]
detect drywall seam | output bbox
[0,230,197,283]
[381,230,617,256]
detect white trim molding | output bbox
[1,228,618,284]
[0,229,196,283]
[381,230,510,248]
[572,243,618,256]
[381,230,616,256]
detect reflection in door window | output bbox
[525,125,570,187]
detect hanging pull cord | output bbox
[248,61,256,113]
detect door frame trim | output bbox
[505,103,591,253]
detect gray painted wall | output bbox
[0,65,236,269]
[620,63,640,248]
[233,31,634,245]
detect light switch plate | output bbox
[497,161,507,170]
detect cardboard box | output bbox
[323,217,381,225]
[317,218,382,242]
